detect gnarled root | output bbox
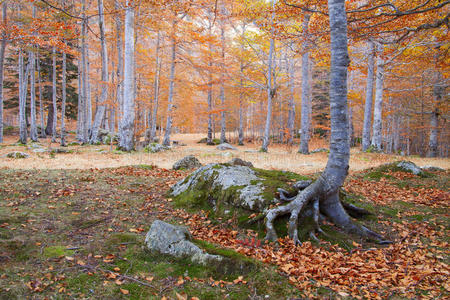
[265,179,391,245]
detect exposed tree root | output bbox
[265,177,391,245]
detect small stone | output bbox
[145,220,222,265]
[6,151,29,159]
[310,148,329,153]
[144,143,170,153]
[228,158,253,168]
[396,161,423,175]
[421,165,444,172]
[173,155,202,170]
[216,143,237,151]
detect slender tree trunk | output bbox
[37,56,45,138]
[28,5,38,142]
[79,0,88,143]
[299,14,311,154]
[149,30,161,142]
[362,41,375,151]
[86,43,92,135]
[90,0,109,143]
[18,49,27,144]
[428,73,442,157]
[114,0,123,134]
[0,2,7,143]
[287,54,295,146]
[76,58,83,141]
[60,50,67,146]
[118,1,135,151]
[261,0,276,152]
[219,24,227,144]
[371,44,384,151]
[162,20,176,147]
[51,46,57,142]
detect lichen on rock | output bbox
[169,163,308,213]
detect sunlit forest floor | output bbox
[0,133,449,173]
[0,133,449,299]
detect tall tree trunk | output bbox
[76,57,83,141]
[299,14,311,154]
[371,44,384,151]
[86,43,92,135]
[79,0,88,143]
[362,41,375,151]
[118,1,135,151]
[287,54,295,146]
[149,30,161,142]
[264,0,384,244]
[51,46,57,142]
[219,24,227,144]
[90,0,109,143]
[60,50,67,146]
[162,20,176,147]
[37,56,45,138]
[18,49,27,144]
[0,2,7,143]
[114,0,123,134]
[261,0,276,152]
[428,73,442,157]
[28,5,38,142]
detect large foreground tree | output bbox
[264,0,386,244]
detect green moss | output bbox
[42,245,75,258]
[105,233,140,249]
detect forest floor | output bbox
[0,134,449,299]
[0,133,449,173]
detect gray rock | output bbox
[145,220,222,265]
[144,143,170,153]
[310,148,329,153]
[221,151,232,158]
[32,148,47,153]
[228,158,254,168]
[293,180,312,190]
[396,161,423,175]
[421,165,445,172]
[173,155,202,170]
[216,143,237,151]
[6,151,29,159]
[170,164,273,212]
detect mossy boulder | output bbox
[169,163,309,213]
[5,151,29,159]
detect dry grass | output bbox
[0,133,448,174]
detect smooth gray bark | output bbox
[362,41,375,151]
[90,0,109,144]
[428,73,443,157]
[261,0,276,152]
[76,58,83,141]
[219,25,227,144]
[60,50,67,146]
[37,56,45,138]
[79,0,88,143]
[162,20,177,147]
[371,44,384,151]
[287,54,295,146]
[51,47,57,142]
[118,2,135,151]
[0,2,7,143]
[18,49,27,144]
[149,30,161,142]
[299,14,311,154]
[29,4,37,142]
[114,0,123,134]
